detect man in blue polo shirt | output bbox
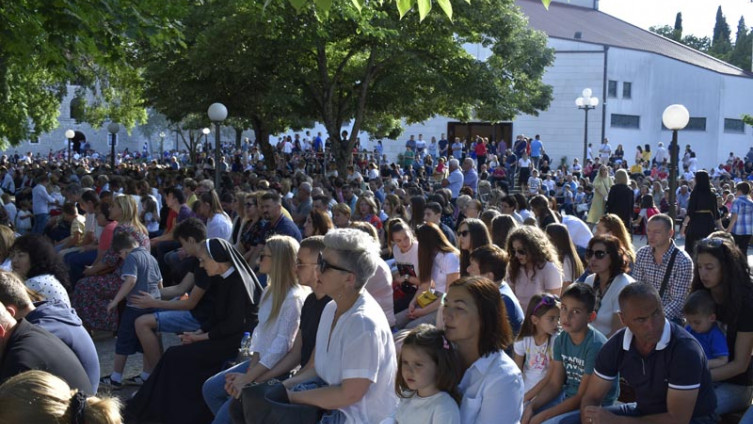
[580,283,717,424]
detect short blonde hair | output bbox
[0,370,122,423]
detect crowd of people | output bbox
[0,133,752,424]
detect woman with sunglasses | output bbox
[457,218,491,277]
[395,223,460,330]
[203,235,307,424]
[443,276,523,423]
[505,226,562,312]
[583,235,634,337]
[281,229,397,423]
[690,236,753,417]
[126,239,263,424]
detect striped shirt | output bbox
[632,242,693,321]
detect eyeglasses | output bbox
[532,294,560,315]
[318,252,353,274]
[458,230,470,237]
[585,249,608,260]
[514,249,527,257]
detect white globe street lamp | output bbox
[662,104,690,223]
[575,88,599,164]
[65,129,75,164]
[207,103,228,190]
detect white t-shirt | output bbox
[584,273,635,337]
[207,212,233,240]
[459,350,524,424]
[314,293,398,423]
[513,334,558,392]
[383,391,460,424]
[365,260,396,327]
[509,261,562,312]
[431,252,460,293]
[518,158,531,168]
[561,215,593,249]
[393,242,420,281]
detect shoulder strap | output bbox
[659,248,680,299]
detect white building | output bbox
[388,0,753,170]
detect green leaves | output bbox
[396,0,412,18]
[416,0,431,21]
[541,0,551,9]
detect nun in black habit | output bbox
[126,238,262,424]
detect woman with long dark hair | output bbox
[395,223,460,329]
[10,234,71,306]
[303,209,333,237]
[690,236,753,416]
[681,170,721,253]
[491,214,518,252]
[457,218,491,277]
[545,223,584,291]
[529,195,559,230]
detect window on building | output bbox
[724,118,745,133]
[622,82,632,99]
[685,117,706,131]
[608,80,618,98]
[610,114,640,129]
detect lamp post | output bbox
[107,123,120,169]
[662,104,690,224]
[65,129,75,164]
[207,103,228,191]
[202,127,211,155]
[575,88,599,165]
[159,131,166,161]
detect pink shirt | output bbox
[510,261,562,312]
[98,221,118,251]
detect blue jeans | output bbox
[203,360,251,424]
[32,213,49,234]
[603,403,718,424]
[290,378,345,424]
[155,310,201,333]
[714,382,753,416]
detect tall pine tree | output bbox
[711,6,732,58]
[673,12,683,41]
[729,16,751,71]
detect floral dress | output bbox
[71,224,150,331]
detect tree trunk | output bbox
[234,127,243,149]
[252,120,276,171]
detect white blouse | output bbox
[584,273,635,337]
[248,285,308,369]
[315,293,398,423]
[458,350,524,424]
[26,274,71,307]
[431,252,460,293]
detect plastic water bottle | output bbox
[237,332,251,362]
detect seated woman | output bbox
[126,238,264,424]
[690,237,753,416]
[10,234,71,307]
[71,195,149,331]
[443,276,524,423]
[203,236,308,424]
[279,229,397,423]
[583,235,635,337]
[395,223,459,330]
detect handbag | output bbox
[416,290,439,308]
[229,380,321,424]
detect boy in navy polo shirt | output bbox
[581,283,716,423]
[523,284,618,424]
[683,290,729,369]
[100,232,162,388]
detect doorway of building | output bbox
[447,122,512,146]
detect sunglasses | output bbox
[698,237,724,249]
[532,294,560,315]
[318,252,353,274]
[585,249,608,259]
[458,230,470,237]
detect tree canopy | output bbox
[0,0,184,147]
